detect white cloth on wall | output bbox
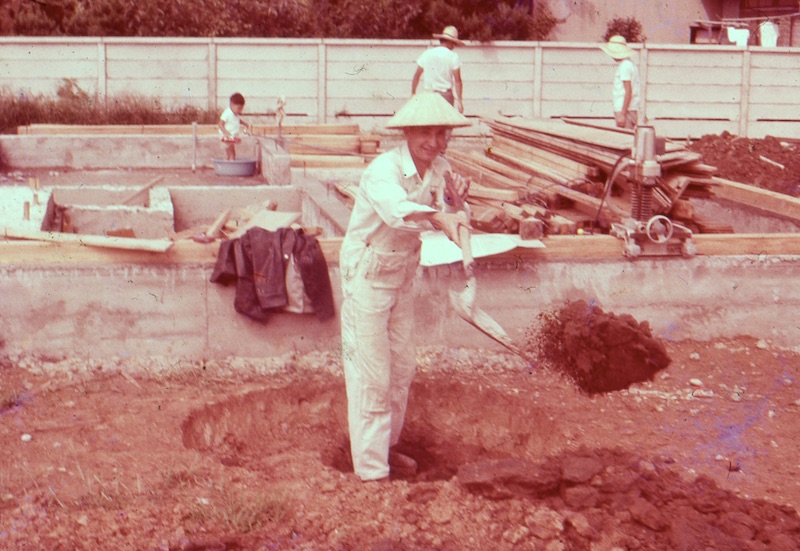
[726,27,750,47]
[759,21,779,47]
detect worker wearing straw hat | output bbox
[340,92,471,482]
[600,35,641,129]
[412,25,465,113]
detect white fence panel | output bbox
[0,37,798,138]
[0,41,99,96]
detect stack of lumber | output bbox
[16,123,381,169]
[447,116,734,237]
[252,124,379,168]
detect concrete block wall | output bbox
[2,37,799,139]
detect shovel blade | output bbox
[448,289,521,355]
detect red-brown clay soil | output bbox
[2,133,800,549]
[2,336,799,550]
[687,132,800,197]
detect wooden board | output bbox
[699,177,800,222]
[5,233,800,267]
[18,123,362,136]
[491,134,600,178]
[291,154,368,168]
[227,210,302,238]
[3,228,173,252]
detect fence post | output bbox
[97,40,107,109]
[639,43,649,125]
[739,49,751,137]
[318,41,327,124]
[532,44,543,118]
[208,40,217,114]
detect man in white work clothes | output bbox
[600,35,641,129]
[339,92,472,482]
[412,25,465,113]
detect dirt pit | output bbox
[2,334,800,550]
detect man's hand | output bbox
[444,171,470,209]
[429,211,470,247]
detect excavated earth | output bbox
[1,133,800,550]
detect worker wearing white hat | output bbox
[601,35,641,129]
[340,92,471,482]
[412,25,466,113]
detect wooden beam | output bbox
[2,228,173,252]
[18,123,362,136]
[490,134,600,178]
[120,176,165,206]
[5,233,800,267]
[486,149,614,219]
[698,177,800,222]
[290,154,368,168]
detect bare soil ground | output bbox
[2,133,800,550]
[2,338,799,550]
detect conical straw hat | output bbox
[386,92,471,129]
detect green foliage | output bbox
[0,80,218,134]
[603,17,646,43]
[0,0,557,41]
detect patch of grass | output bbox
[188,488,292,534]
[0,79,219,134]
[161,461,213,490]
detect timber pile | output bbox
[447,116,735,237]
[16,123,380,169]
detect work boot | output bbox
[362,476,391,484]
[389,451,418,478]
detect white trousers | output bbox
[340,248,417,481]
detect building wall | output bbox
[548,0,718,44]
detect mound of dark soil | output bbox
[528,300,670,394]
[687,132,800,197]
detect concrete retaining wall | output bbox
[1,253,798,361]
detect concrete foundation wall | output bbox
[1,254,798,361]
[2,135,262,172]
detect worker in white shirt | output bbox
[412,25,465,113]
[339,92,471,482]
[601,35,641,129]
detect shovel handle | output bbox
[459,224,475,276]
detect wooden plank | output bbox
[492,115,641,152]
[290,155,368,168]
[468,183,520,202]
[5,233,800,267]
[486,121,622,169]
[19,123,362,136]
[487,148,575,185]
[698,177,800,222]
[120,176,165,206]
[447,149,565,208]
[283,134,361,155]
[205,209,232,239]
[490,134,600,178]
[520,204,578,235]
[485,149,615,219]
[227,210,301,238]
[3,228,173,252]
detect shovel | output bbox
[448,224,521,355]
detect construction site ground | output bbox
[2,133,800,550]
